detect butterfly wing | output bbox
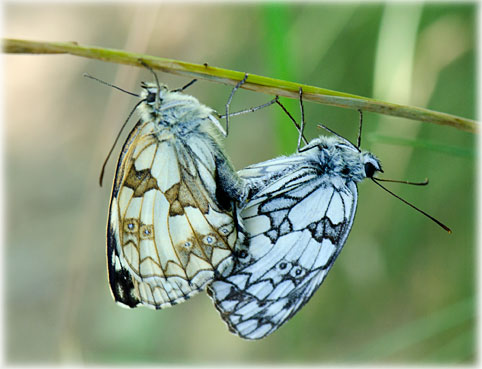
[107,119,240,309]
[208,159,358,339]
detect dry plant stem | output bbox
[3,38,477,134]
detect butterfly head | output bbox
[361,152,383,179]
[138,82,213,131]
[338,147,382,183]
[140,82,169,109]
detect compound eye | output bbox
[364,162,376,178]
[146,92,156,103]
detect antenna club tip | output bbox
[440,223,452,233]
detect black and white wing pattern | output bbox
[107,82,244,310]
[207,135,382,339]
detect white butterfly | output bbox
[207,123,382,339]
[106,78,245,310]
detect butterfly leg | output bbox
[219,73,279,135]
[275,93,309,151]
[298,87,306,153]
[224,73,248,136]
[356,109,363,149]
[220,96,280,120]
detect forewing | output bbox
[237,155,308,192]
[107,121,239,309]
[208,167,358,339]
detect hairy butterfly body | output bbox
[107,81,244,310]
[207,135,381,339]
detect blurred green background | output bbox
[5,2,476,365]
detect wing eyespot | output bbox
[124,219,139,233]
[237,249,248,260]
[203,234,217,245]
[139,224,154,239]
[290,266,306,278]
[277,261,292,275]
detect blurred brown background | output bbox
[4,2,475,365]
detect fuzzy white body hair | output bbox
[138,83,224,144]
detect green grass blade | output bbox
[2,38,477,133]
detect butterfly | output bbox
[207,92,383,339]
[106,74,246,310]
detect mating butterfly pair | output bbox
[102,71,445,340]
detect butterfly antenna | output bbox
[83,73,139,97]
[357,109,363,149]
[374,177,429,186]
[99,99,145,187]
[139,59,161,110]
[371,178,451,233]
[224,73,248,136]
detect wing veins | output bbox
[178,149,233,250]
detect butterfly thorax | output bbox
[302,136,382,183]
[138,83,216,139]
